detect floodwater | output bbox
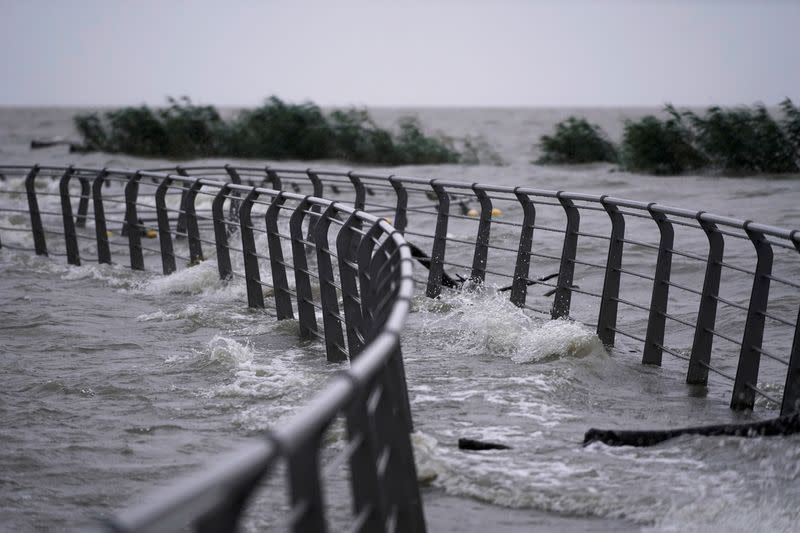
[1,107,799,532]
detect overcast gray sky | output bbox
[1,0,797,107]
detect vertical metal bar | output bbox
[265,193,295,320]
[174,166,190,238]
[345,378,389,533]
[781,308,800,415]
[24,165,47,256]
[314,203,348,363]
[686,215,724,384]
[265,167,282,190]
[551,194,579,319]
[337,213,365,357]
[239,189,265,309]
[373,362,427,533]
[357,224,383,338]
[290,196,318,339]
[183,180,204,264]
[510,190,535,307]
[124,172,145,271]
[75,176,90,228]
[731,224,773,410]
[224,164,242,236]
[92,169,111,264]
[469,184,492,283]
[348,172,366,210]
[58,166,81,266]
[426,181,450,298]
[154,177,177,275]
[389,176,408,233]
[212,184,233,280]
[642,206,675,365]
[596,197,625,345]
[306,170,324,239]
[287,439,326,533]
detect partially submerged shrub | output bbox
[72,96,492,165]
[226,97,334,160]
[539,102,800,175]
[620,107,707,175]
[685,104,798,174]
[393,117,460,165]
[536,117,618,164]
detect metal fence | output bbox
[0,164,424,532]
[145,164,799,415]
[1,162,799,530]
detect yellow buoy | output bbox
[145,229,158,239]
[382,217,394,225]
[491,207,503,217]
[105,230,113,237]
[466,208,479,218]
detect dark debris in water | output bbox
[458,437,511,451]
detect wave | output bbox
[411,289,606,364]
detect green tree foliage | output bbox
[73,96,477,165]
[619,107,707,175]
[536,117,618,164]
[537,101,800,175]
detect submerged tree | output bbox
[536,117,618,165]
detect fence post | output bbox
[174,166,190,239]
[265,167,282,190]
[24,165,47,256]
[551,193,579,319]
[223,164,242,235]
[154,177,177,275]
[596,197,625,345]
[290,196,318,339]
[373,359,426,533]
[345,375,390,533]
[92,169,111,264]
[348,172,366,210]
[314,203,348,363]
[781,308,800,415]
[124,172,145,271]
[238,189,265,309]
[731,224,773,410]
[357,223,383,338]
[686,215,724,385]
[286,438,326,533]
[183,180,204,264]
[510,190,535,308]
[426,181,450,298]
[75,176,90,228]
[337,212,365,357]
[212,184,233,280]
[265,192,295,320]
[58,166,81,266]
[469,184,492,283]
[305,170,323,239]
[641,205,674,365]
[389,176,408,233]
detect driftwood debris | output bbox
[583,412,800,447]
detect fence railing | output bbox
[1,162,799,530]
[0,164,424,532]
[140,164,798,415]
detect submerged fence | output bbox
[0,163,799,530]
[0,165,423,532]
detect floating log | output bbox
[583,412,800,447]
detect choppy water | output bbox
[1,107,799,532]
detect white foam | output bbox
[412,289,606,363]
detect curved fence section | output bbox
[1,162,800,530]
[0,165,423,532]
[144,165,799,415]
